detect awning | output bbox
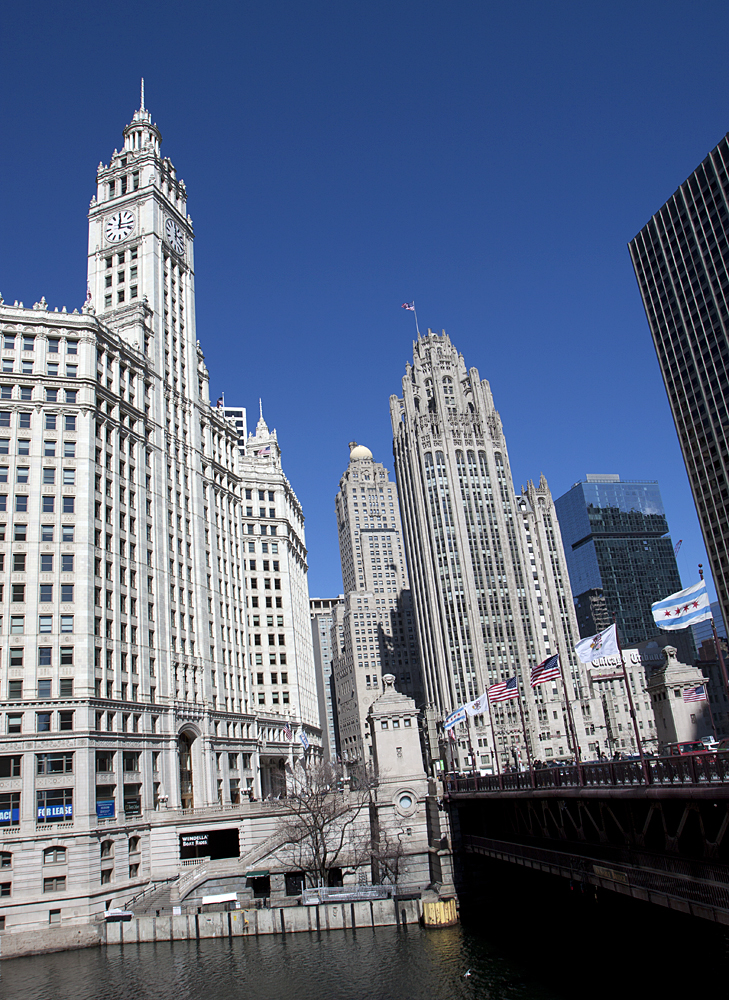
[201,892,238,905]
[245,869,270,879]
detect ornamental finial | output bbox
[140,78,145,112]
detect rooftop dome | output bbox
[349,442,373,461]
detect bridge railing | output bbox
[445,751,729,793]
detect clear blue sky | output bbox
[2,1,728,601]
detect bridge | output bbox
[445,754,729,925]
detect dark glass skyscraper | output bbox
[554,475,683,646]
[629,135,729,634]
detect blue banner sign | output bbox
[96,801,115,818]
[0,809,19,824]
[37,804,73,821]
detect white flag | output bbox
[575,623,620,664]
[651,580,712,631]
[465,692,489,716]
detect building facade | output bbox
[310,597,343,761]
[390,330,598,770]
[331,444,422,764]
[554,474,685,648]
[233,407,321,788]
[0,96,318,932]
[629,134,729,637]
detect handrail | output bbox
[445,751,729,794]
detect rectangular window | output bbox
[64,415,76,431]
[0,756,21,778]
[40,584,53,603]
[0,793,20,826]
[62,497,74,514]
[38,650,52,668]
[14,524,26,541]
[61,585,74,603]
[41,525,54,541]
[64,442,75,458]
[11,584,25,603]
[36,713,51,733]
[48,339,60,354]
[58,711,73,731]
[42,497,55,514]
[6,716,22,735]
[10,616,23,634]
[62,525,74,542]
[61,554,74,572]
[15,496,27,513]
[44,441,56,457]
[39,615,52,633]
[41,553,53,572]
[62,469,75,486]
[37,753,73,774]
[37,788,73,823]
[8,679,22,699]
[60,615,73,633]
[43,877,66,893]
[46,388,58,402]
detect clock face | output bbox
[105,210,136,244]
[165,218,185,256]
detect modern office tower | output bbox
[629,135,729,636]
[332,444,422,764]
[390,330,595,769]
[554,474,685,648]
[0,95,312,931]
[233,408,321,770]
[310,597,343,760]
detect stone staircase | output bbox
[170,825,294,903]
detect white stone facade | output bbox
[0,97,319,932]
[390,330,598,770]
[332,445,422,765]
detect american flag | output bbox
[216,396,223,408]
[401,302,415,311]
[487,676,519,702]
[683,685,707,703]
[283,721,293,741]
[530,654,561,688]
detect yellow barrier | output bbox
[422,898,458,927]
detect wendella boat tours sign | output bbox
[179,827,240,860]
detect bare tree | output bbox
[256,757,409,890]
[263,758,378,888]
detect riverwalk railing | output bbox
[446,751,729,794]
[301,885,396,905]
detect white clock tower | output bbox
[87,82,196,368]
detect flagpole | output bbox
[555,649,583,775]
[613,617,648,778]
[698,564,729,714]
[413,306,420,338]
[486,694,503,790]
[466,714,477,775]
[516,693,535,788]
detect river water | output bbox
[0,923,567,1000]
[2,885,728,1000]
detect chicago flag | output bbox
[651,580,712,631]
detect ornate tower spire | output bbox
[140,77,145,112]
